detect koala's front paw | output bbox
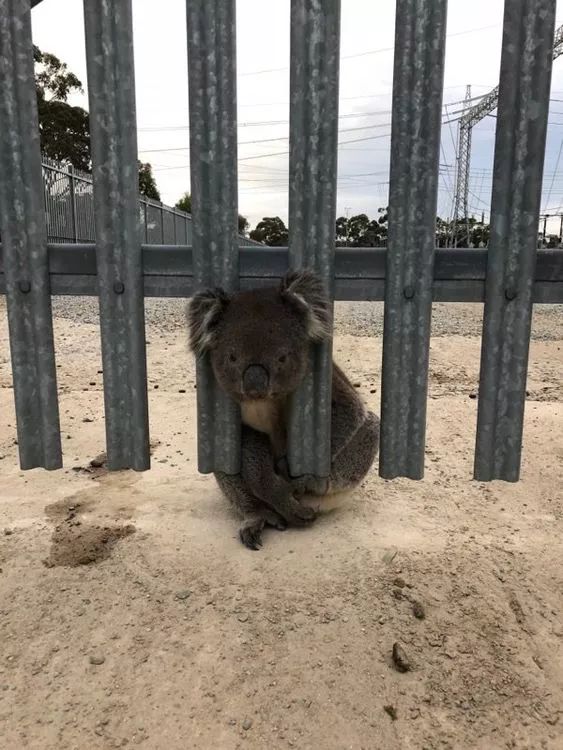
[289,501,317,526]
[292,475,330,498]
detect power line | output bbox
[238,24,500,76]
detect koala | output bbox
[188,270,379,550]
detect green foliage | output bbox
[249,216,288,246]
[138,161,160,201]
[34,45,90,171]
[175,192,192,213]
[174,193,249,237]
[34,46,161,196]
[238,215,250,236]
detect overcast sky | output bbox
[31,0,563,233]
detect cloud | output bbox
[31,0,563,232]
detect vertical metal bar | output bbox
[287,0,341,478]
[83,0,150,471]
[160,205,164,244]
[69,165,78,242]
[0,0,61,469]
[186,0,240,474]
[142,201,148,243]
[379,0,448,479]
[475,0,555,481]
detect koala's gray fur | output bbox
[188,270,379,550]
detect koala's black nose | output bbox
[242,364,269,397]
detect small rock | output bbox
[242,718,253,731]
[412,601,426,620]
[175,590,191,600]
[393,577,406,588]
[392,588,403,600]
[383,704,397,721]
[237,613,249,623]
[3,528,13,536]
[392,642,411,673]
[90,454,106,468]
[89,654,105,666]
[469,392,477,400]
[382,548,398,564]
[82,417,93,423]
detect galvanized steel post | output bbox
[83,0,150,471]
[474,0,556,481]
[69,166,78,242]
[0,0,62,470]
[287,0,341,478]
[186,0,240,474]
[380,0,448,479]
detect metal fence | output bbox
[41,156,260,247]
[1,0,562,483]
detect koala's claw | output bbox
[239,524,263,550]
[289,502,317,526]
[239,517,265,550]
[262,510,288,531]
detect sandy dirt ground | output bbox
[0,298,562,750]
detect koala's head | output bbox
[188,270,331,401]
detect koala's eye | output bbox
[229,352,237,363]
[278,354,288,364]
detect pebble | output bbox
[392,642,411,673]
[175,590,191,600]
[412,600,426,620]
[82,417,93,423]
[242,718,253,730]
[393,577,406,588]
[237,613,249,623]
[4,528,13,536]
[383,704,397,721]
[89,654,105,666]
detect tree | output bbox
[34,46,90,171]
[238,215,250,235]
[138,161,160,200]
[335,216,349,245]
[249,216,289,246]
[34,46,161,197]
[174,193,248,236]
[175,192,192,213]
[347,214,370,246]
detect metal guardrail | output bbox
[0,0,562,485]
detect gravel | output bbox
[43,297,563,341]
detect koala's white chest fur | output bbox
[241,399,277,436]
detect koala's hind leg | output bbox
[330,410,380,492]
[215,472,287,550]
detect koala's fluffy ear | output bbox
[280,269,332,341]
[188,288,230,355]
